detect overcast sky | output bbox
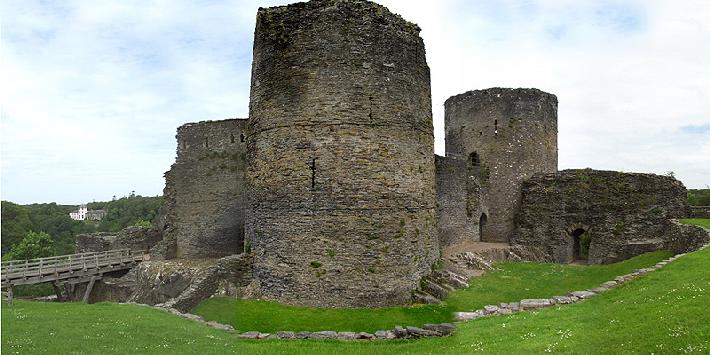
[2,0,709,205]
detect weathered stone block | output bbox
[519,299,552,309]
[423,323,455,336]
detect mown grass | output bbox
[680,218,710,229]
[194,298,451,333]
[192,251,669,332]
[3,247,709,354]
[446,250,671,311]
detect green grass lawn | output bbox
[194,298,451,333]
[680,218,710,229]
[191,251,669,332]
[3,247,709,354]
[446,250,670,311]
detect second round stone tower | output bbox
[445,88,558,243]
[246,0,438,307]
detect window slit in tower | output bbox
[240,133,245,143]
[205,137,209,148]
[230,134,235,143]
[470,152,480,166]
[494,120,498,136]
[310,158,317,189]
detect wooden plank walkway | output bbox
[1,249,144,289]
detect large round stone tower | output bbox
[444,88,558,243]
[246,0,438,307]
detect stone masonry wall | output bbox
[689,206,710,219]
[163,119,248,259]
[513,169,689,264]
[75,226,162,254]
[246,0,438,307]
[436,155,485,246]
[445,88,558,243]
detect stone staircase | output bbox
[413,244,553,304]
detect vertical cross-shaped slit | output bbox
[309,158,317,189]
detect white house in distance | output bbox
[69,204,106,221]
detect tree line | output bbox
[1,194,163,260]
[688,189,710,206]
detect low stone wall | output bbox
[455,241,710,321]
[236,323,455,340]
[513,169,689,264]
[75,226,162,254]
[689,206,710,219]
[664,220,710,254]
[139,302,456,341]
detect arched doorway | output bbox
[479,213,488,241]
[571,228,590,261]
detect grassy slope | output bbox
[3,247,709,354]
[192,251,669,332]
[680,218,710,229]
[194,298,451,333]
[446,250,670,312]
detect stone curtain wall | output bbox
[513,169,689,264]
[436,155,484,246]
[163,119,248,259]
[689,206,710,218]
[444,88,558,243]
[75,226,162,254]
[246,0,438,307]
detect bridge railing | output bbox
[1,249,141,281]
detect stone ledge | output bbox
[142,302,456,341]
[236,323,455,341]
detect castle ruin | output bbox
[73,0,707,310]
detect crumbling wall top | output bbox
[445,87,558,120]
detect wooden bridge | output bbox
[1,249,145,303]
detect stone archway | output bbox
[565,224,591,263]
[479,213,488,241]
[570,228,593,263]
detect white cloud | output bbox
[1,0,708,204]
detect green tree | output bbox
[688,189,710,206]
[3,231,55,261]
[1,201,33,255]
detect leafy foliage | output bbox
[1,201,32,255]
[88,195,163,233]
[3,231,55,261]
[688,189,710,206]
[1,194,163,258]
[578,231,592,259]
